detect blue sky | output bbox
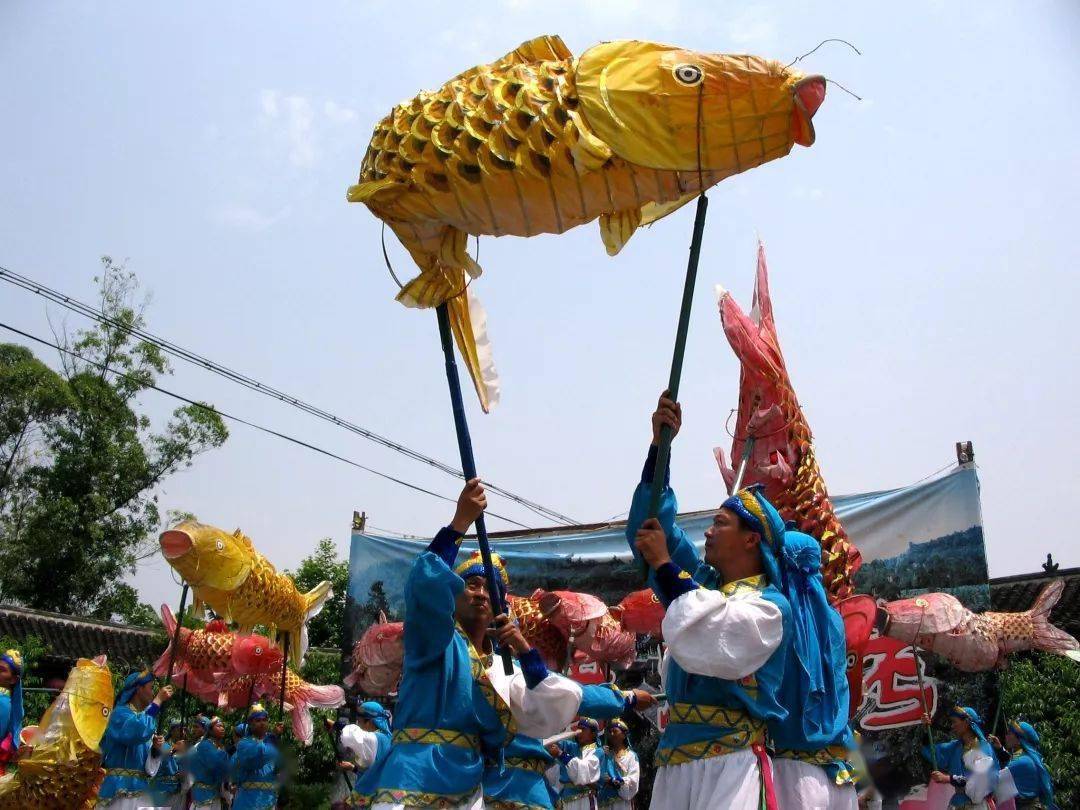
[2,1,1078,608]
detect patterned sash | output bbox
[655,703,766,766]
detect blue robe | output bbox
[625,467,791,768]
[188,738,230,807]
[597,746,635,807]
[149,740,184,802]
[1005,748,1056,807]
[98,703,158,802]
[349,728,392,806]
[483,686,625,810]
[370,531,517,807]
[231,735,280,809]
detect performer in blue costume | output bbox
[547,719,604,810]
[923,706,998,808]
[0,648,24,776]
[990,720,1058,809]
[629,393,792,810]
[187,716,231,810]
[97,670,175,809]
[337,700,393,807]
[598,718,639,810]
[761,527,857,809]
[148,720,188,809]
[231,704,282,810]
[372,479,652,810]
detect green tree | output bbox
[1000,652,1080,807]
[0,258,228,622]
[289,539,348,649]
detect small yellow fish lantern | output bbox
[160,521,332,666]
[348,35,826,411]
[0,656,114,810]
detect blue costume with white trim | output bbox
[188,736,230,808]
[345,701,393,807]
[231,705,281,810]
[1002,721,1057,809]
[626,449,791,770]
[97,670,159,806]
[0,649,24,774]
[923,706,999,807]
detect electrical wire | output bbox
[0,320,532,530]
[0,264,577,525]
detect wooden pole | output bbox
[435,303,514,675]
[278,633,291,721]
[158,582,189,732]
[913,602,938,770]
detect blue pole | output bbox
[436,303,514,675]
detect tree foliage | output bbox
[1000,652,1080,808]
[289,538,348,650]
[0,258,228,623]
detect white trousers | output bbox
[650,748,761,810]
[373,787,482,810]
[772,759,858,810]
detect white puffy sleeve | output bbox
[660,588,784,680]
[618,751,640,800]
[962,747,996,802]
[339,725,380,768]
[545,762,561,789]
[488,662,585,739]
[566,746,601,786]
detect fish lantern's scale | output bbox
[348,35,826,410]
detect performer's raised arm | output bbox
[402,477,487,665]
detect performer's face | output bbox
[949,714,969,737]
[576,727,596,745]
[607,727,626,748]
[250,717,269,736]
[136,680,156,704]
[704,508,760,573]
[0,661,15,687]
[359,716,379,732]
[455,575,494,629]
[1005,730,1020,749]
[210,722,226,741]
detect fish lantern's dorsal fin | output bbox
[448,35,572,86]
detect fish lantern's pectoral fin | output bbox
[599,208,642,256]
[346,177,405,206]
[640,192,698,227]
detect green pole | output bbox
[646,195,709,519]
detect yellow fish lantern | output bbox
[0,655,114,810]
[159,521,332,666]
[348,35,826,410]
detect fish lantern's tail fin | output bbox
[152,604,185,678]
[292,581,334,666]
[289,682,346,746]
[1027,579,1080,656]
[387,221,500,413]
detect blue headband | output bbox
[0,652,23,750]
[359,700,392,734]
[118,670,154,706]
[1009,720,1055,804]
[576,718,599,733]
[0,653,21,677]
[720,486,784,587]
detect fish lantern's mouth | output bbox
[160,529,193,560]
[791,76,826,147]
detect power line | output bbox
[0,264,577,525]
[0,320,532,530]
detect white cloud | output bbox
[213,203,290,231]
[324,100,358,124]
[725,5,779,49]
[259,89,316,167]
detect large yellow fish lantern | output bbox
[0,656,114,810]
[160,521,332,666]
[348,35,826,410]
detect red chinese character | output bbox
[858,634,937,731]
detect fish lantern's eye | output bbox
[215,539,224,551]
[102,706,110,717]
[255,646,263,655]
[846,653,857,670]
[672,63,704,87]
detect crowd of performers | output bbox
[0,394,1063,809]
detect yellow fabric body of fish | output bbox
[348,35,826,411]
[0,656,114,810]
[160,521,332,665]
